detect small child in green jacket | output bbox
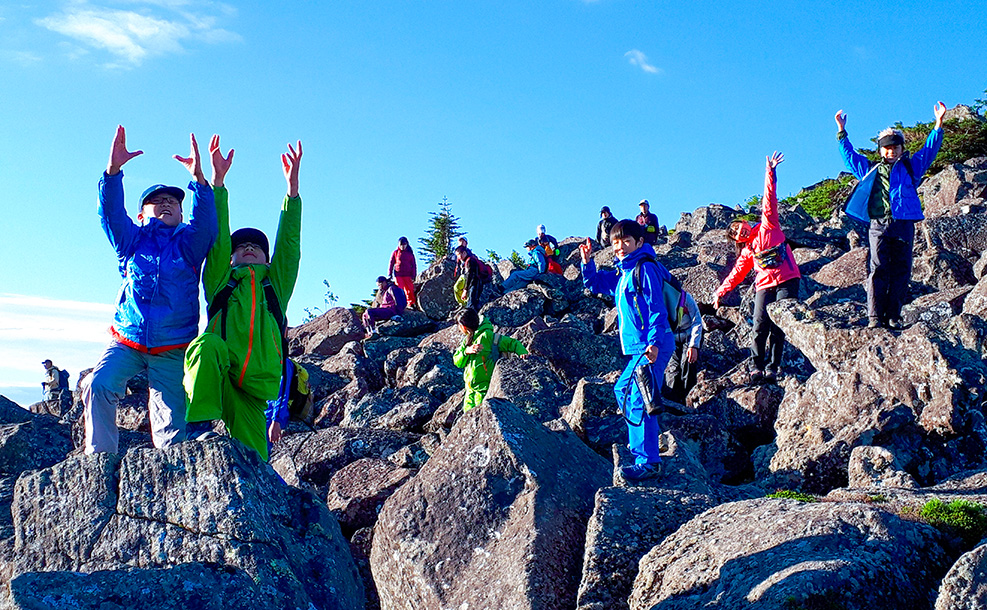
[452,308,528,412]
[184,136,303,461]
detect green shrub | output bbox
[509,250,526,269]
[767,490,817,502]
[920,499,987,545]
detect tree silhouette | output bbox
[418,196,465,265]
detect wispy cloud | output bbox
[36,1,240,67]
[624,49,661,75]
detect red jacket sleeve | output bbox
[388,250,398,277]
[761,165,779,231]
[717,247,754,298]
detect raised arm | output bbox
[910,101,947,176]
[835,110,873,179]
[580,240,619,296]
[761,151,783,230]
[173,133,208,186]
[270,141,303,307]
[99,126,140,257]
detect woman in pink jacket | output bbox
[714,152,801,384]
[388,236,418,309]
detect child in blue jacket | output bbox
[580,220,675,481]
[82,126,217,453]
[835,102,946,329]
[502,239,548,293]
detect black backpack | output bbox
[630,255,688,332]
[57,369,70,390]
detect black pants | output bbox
[465,279,484,311]
[867,218,915,323]
[663,337,699,404]
[752,277,800,372]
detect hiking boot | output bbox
[887,318,904,330]
[867,318,882,329]
[621,461,663,482]
[764,368,778,384]
[748,369,765,385]
[186,420,218,441]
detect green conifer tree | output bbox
[418,196,465,265]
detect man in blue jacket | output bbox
[836,102,946,329]
[82,126,217,453]
[580,220,675,481]
[502,239,548,293]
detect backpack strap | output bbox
[207,278,240,340]
[901,156,919,188]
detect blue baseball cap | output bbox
[139,184,185,207]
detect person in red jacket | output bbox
[714,152,801,384]
[388,236,417,309]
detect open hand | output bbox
[934,101,947,129]
[644,344,658,364]
[268,420,282,443]
[579,238,592,264]
[106,125,143,175]
[687,347,699,363]
[767,151,784,169]
[209,134,234,187]
[282,140,303,198]
[465,343,483,354]
[835,110,847,132]
[174,133,206,185]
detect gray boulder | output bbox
[847,445,918,489]
[628,497,951,610]
[376,310,437,338]
[528,325,623,385]
[270,426,420,489]
[8,563,279,610]
[6,438,364,610]
[919,156,987,219]
[321,340,384,391]
[486,356,570,422]
[901,287,973,326]
[326,457,415,534]
[766,300,987,493]
[370,398,611,610]
[416,255,459,321]
[936,541,987,610]
[674,204,738,235]
[561,377,624,458]
[395,345,463,402]
[812,246,868,288]
[962,272,987,317]
[314,377,371,428]
[481,288,546,327]
[288,307,365,357]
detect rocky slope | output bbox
[4,108,987,609]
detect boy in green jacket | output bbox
[452,309,528,412]
[183,136,303,460]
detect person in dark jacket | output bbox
[636,200,660,245]
[455,245,484,310]
[836,102,946,329]
[597,207,616,248]
[82,126,217,454]
[388,236,418,309]
[536,224,559,263]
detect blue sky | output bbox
[1,0,983,405]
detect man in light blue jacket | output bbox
[836,102,946,329]
[83,126,217,453]
[580,220,675,481]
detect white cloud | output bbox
[36,1,240,66]
[625,49,661,74]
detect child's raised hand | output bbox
[106,125,143,175]
[579,238,592,264]
[174,133,207,185]
[209,134,234,187]
[934,101,947,128]
[282,140,303,198]
[835,110,847,132]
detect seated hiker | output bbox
[536,224,560,264]
[83,126,217,454]
[183,136,303,462]
[363,276,407,338]
[502,239,548,293]
[454,245,494,310]
[714,152,801,385]
[663,290,703,404]
[579,220,675,482]
[597,206,616,249]
[835,102,946,329]
[452,308,528,412]
[388,236,418,310]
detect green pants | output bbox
[463,382,489,412]
[184,332,270,461]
